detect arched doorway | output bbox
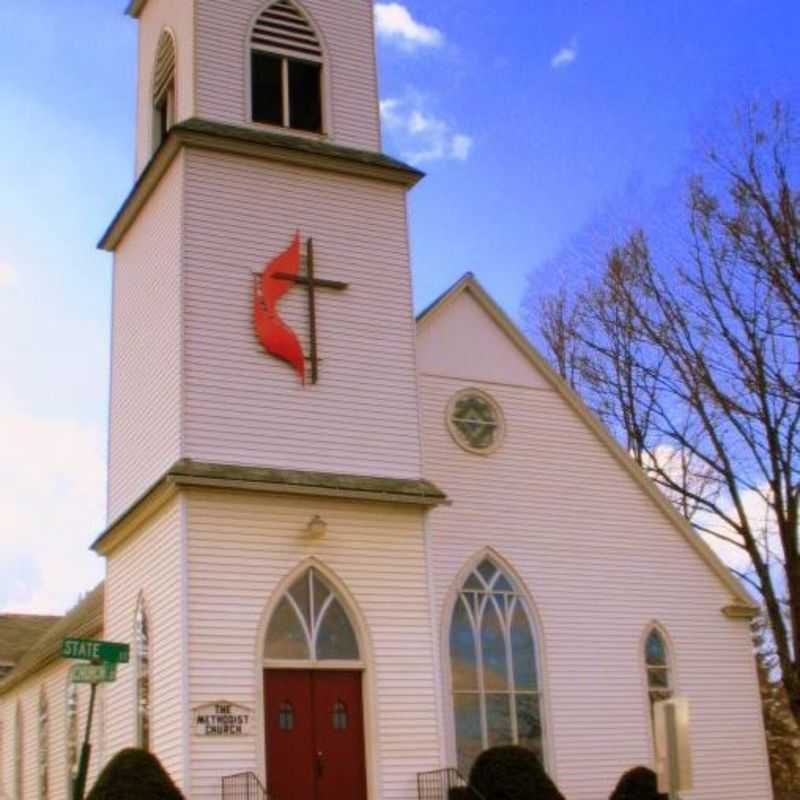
[263,567,367,800]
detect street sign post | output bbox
[70,663,117,684]
[62,638,129,800]
[62,638,130,664]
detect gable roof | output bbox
[0,614,62,671]
[417,273,756,612]
[0,584,104,695]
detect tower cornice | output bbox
[99,118,423,252]
[125,0,147,17]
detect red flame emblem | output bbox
[254,232,305,383]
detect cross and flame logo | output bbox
[254,232,306,383]
[253,233,348,385]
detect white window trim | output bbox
[254,558,377,800]
[641,622,678,761]
[134,592,151,751]
[151,27,178,155]
[245,1,333,140]
[441,550,553,777]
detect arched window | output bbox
[135,595,150,750]
[265,568,359,661]
[644,627,673,715]
[14,701,23,800]
[449,558,543,775]
[65,684,79,783]
[250,0,324,133]
[38,688,49,800]
[152,29,176,151]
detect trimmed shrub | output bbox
[609,766,668,800]
[86,748,184,800]
[469,746,565,800]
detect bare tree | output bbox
[526,100,800,726]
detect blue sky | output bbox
[0,0,798,612]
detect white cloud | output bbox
[0,394,106,614]
[551,37,578,69]
[380,95,473,165]
[374,3,444,50]
[0,262,18,289]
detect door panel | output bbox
[312,671,367,800]
[265,669,367,800]
[265,670,316,800]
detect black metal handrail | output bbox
[417,768,485,800]
[222,771,269,800]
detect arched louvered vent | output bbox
[251,0,322,60]
[153,31,176,103]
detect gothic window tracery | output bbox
[135,595,150,750]
[65,684,78,783]
[265,568,359,662]
[644,627,673,712]
[449,558,543,774]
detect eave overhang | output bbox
[0,585,104,696]
[98,119,424,252]
[126,0,146,17]
[92,459,448,555]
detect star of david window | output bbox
[447,389,505,454]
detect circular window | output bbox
[446,389,505,454]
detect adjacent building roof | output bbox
[0,584,104,695]
[0,614,62,678]
[416,272,757,614]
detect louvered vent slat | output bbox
[251,0,322,59]
[153,32,176,101]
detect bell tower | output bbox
[129,0,382,175]
[103,0,425,521]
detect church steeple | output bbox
[128,0,382,176]
[103,0,422,522]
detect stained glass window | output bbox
[450,558,543,775]
[66,684,78,783]
[645,628,673,713]
[265,569,360,662]
[447,391,504,453]
[135,595,150,750]
[38,688,48,800]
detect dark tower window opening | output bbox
[250,1,324,133]
[152,30,176,152]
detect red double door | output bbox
[264,670,367,800]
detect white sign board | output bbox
[193,702,254,737]
[654,696,693,794]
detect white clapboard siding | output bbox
[135,0,196,175]
[195,0,381,152]
[182,148,422,479]
[103,497,185,791]
[185,488,441,800]
[417,291,772,800]
[0,661,104,800]
[107,156,184,521]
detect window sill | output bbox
[247,120,329,143]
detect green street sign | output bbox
[62,638,130,664]
[70,663,117,684]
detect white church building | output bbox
[0,1,774,799]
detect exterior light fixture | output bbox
[306,515,327,538]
